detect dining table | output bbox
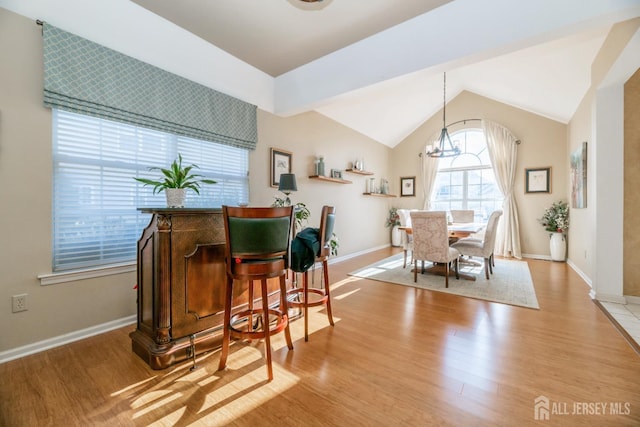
[399,222,485,239]
[398,222,486,281]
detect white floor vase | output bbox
[549,232,566,261]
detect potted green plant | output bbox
[329,232,339,256]
[134,154,217,207]
[539,200,569,261]
[272,196,311,231]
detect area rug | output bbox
[348,254,540,309]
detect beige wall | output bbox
[0,9,392,353]
[567,18,640,285]
[624,68,640,296]
[391,90,568,257]
[566,91,594,277]
[251,110,393,256]
[0,10,138,352]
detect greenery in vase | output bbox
[272,197,311,231]
[385,207,401,228]
[539,200,569,232]
[134,154,217,194]
[329,232,339,256]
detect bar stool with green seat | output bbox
[288,205,336,341]
[217,206,295,381]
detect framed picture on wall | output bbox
[400,176,416,197]
[570,142,587,208]
[525,167,551,193]
[270,147,292,188]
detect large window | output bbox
[53,109,249,272]
[430,129,502,223]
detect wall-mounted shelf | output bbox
[309,175,352,184]
[345,168,374,176]
[363,192,397,198]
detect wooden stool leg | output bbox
[218,276,234,371]
[279,274,293,350]
[303,271,309,342]
[260,278,273,381]
[323,259,334,326]
[248,280,254,334]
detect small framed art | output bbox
[270,148,292,188]
[400,176,415,197]
[525,167,551,193]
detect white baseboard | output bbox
[566,259,592,288]
[0,315,136,365]
[625,295,640,305]
[521,253,551,261]
[591,292,627,304]
[327,244,390,265]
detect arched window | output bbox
[430,128,502,223]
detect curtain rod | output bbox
[36,19,43,26]
[445,118,521,144]
[446,118,481,127]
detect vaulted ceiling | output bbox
[130,0,640,147]
[3,0,640,147]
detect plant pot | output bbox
[165,188,186,208]
[391,225,402,247]
[549,232,566,261]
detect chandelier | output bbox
[426,72,461,158]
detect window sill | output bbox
[38,262,136,286]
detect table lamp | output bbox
[278,173,297,206]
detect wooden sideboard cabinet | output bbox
[131,207,287,370]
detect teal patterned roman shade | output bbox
[42,23,257,150]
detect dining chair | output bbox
[397,209,415,268]
[287,205,336,341]
[218,205,295,381]
[450,209,474,223]
[410,211,460,287]
[451,210,503,279]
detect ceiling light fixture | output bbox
[299,0,323,2]
[426,72,461,158]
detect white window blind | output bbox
[52,109,249,272]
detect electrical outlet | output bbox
[12,294,28,313]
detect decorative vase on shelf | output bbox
[317,157,325,176]
[391,225,401,247]
[549,232,566,261]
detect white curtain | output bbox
[421,145,440,210]
[482,119,522,259]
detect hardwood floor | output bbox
[1,248,639,426]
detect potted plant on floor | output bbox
[539,200,569,261]
[134,154,217,207]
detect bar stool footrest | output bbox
[287,288,329,308]
[229,308,288,340]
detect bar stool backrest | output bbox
[223,206,294,271]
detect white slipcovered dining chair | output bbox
[451,210,503,279]
[397,209,415,268]
[410,211,460,287]
[450,209,474,223]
